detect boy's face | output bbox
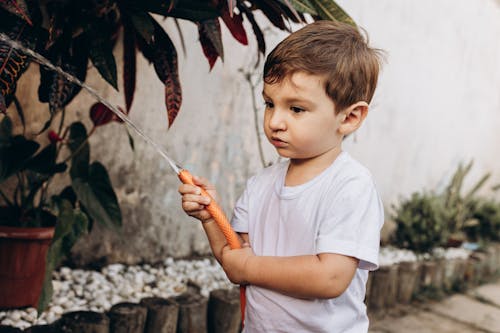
[263,72,345,164]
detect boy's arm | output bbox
[221,248,358,299]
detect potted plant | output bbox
[0,0,354,314]
[0,104,124,312]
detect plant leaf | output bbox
[38,200,88,312]
[277,0,302,22]
[287,0,317,15]
[123,19,137,112]
[72,162,122,229]
[90,102,115,127]
[253,0,287,31]
[151,19,182,127]
[0,0,32,25]
[0,93,6,113]
[240,4,266,57]
[129,12,154,45]
[126,128,135,152]
[38,36,88,113]
[221,8,248,46]
[311,0,355,26]
[198,19,223,69]
[68,122,89,180]
[0,115,13,145]
[88,19,118,90]
[125,0,219,21]
[0,15,34,107]
[25,143,67,175]
[0,135,39,182]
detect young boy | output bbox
[179,20,384,332]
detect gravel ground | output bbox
[0,257,233,330]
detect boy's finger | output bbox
[182,194,211,205]
[178,184,201,195]
[192,176,216,190]
[182,201,206,212]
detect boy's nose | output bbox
[268,109,287,131]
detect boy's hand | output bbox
[178,175,218,223]
[221,243,254,285]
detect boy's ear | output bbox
[338,101,369,135]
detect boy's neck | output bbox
[285,147,343,186]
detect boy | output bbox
[179,20,384,332]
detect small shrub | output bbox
[391,192,448,254]
[464,199,500,242]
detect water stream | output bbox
[0,32,181,174]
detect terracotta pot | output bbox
[0,226,54,309]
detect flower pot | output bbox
[0,226,54,309]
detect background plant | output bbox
[391,192,448,254]
[392,161,498,254]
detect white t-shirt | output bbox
[231,152,384,333]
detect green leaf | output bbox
[0,116,13,146]
[129,12,155,45]
[311,0,355,26]
[199,19,224,62]
[126,128,135,151]
[88,19,118,89]
[72,162,122,229]
[68,122,89,180]
[0,135,39,182]
[288,0,317,15]
[38,200,88,312]
[26,144,67,175]
[132,0,219,21]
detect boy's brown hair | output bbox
[264,20,382,112]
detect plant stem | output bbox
[57,108,65,136]
[243,70,267,168]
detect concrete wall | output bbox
[13,0,500,264]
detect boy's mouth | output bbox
[270,136,287,147]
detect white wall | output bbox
[56,0,500,262]
[339,0,500,206]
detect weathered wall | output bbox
[12,0,500,264]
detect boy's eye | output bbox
[290,106,305,113]
[264,101,274,108]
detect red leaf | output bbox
[123,21,136,112]
[48,130,63,143]
[165,71,181,128]
[90,102,127,127]
[221,8,248,46]
[151,19,182,127]
[198,20,223,70]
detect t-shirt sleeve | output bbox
[230,177,256,233]
[316,175,384,271]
